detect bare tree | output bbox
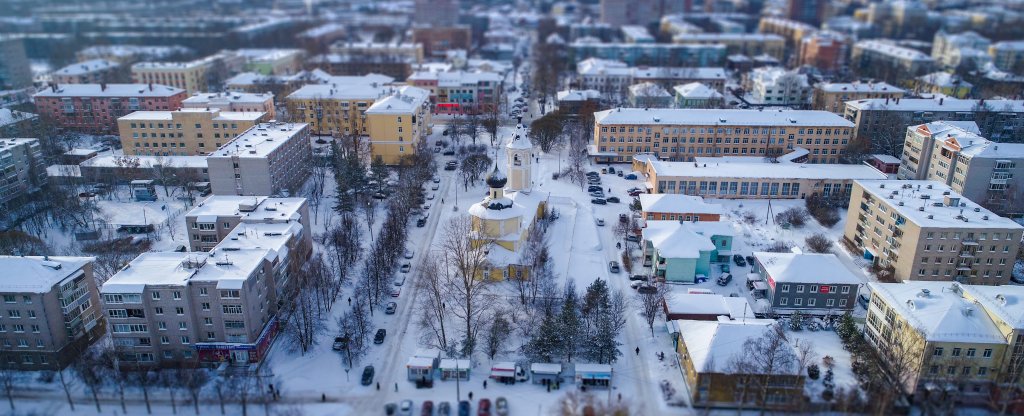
[336,297,373,368]
[726,323,800,414]
[483,311,512,360]
[416,255,451,352]
[56,367,76,411]
[133,366,159,414]
[0,366,20,410]
[636,282,669,336]
[182,366,211,415]
[805,233,834,253]
[439,216,494,357]
[72,345,106,413]
[160,368,183,414]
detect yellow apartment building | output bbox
[285,82,390,137]
[365,86,432,165]
[118,108,265,156]
[131,55,220,94]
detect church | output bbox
[466,125,546,280]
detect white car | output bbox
[432,177,440,184]
[595,218,605,226]
[427,194,435,200]
[431,184,439,191]
[393,275,406,286]
[403,249,415,259]
[422,203,431,210]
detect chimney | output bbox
[939,97,944,105]
[885,97,889,104]
[148,83,153,91]
[100,82,107,91]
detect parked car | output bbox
[400,263,412,273]
[720,264,730,273]
[717,273,733,286]
[332,336,346,351]
[427,194,435,200]
[619,213,629,223]
[417,217,427,227]
[608,261,620,273]
[601,168,607,174]
[595,218,605,226]
[374,329,387,344]
[421,400,434,416]
[399,400,414,416]
[393,275,406,286]
[443,129,449,136]
[422,203,431,210]
[443,150,455,156]
[746,255,756,265]
[591,198,607,205]
[458,401,470,416]
[628,190,644,197]
[390,286,401,297]
[433,177,441,183]
[606,196,620,203]
[478,398,491,416]
[589,191,604,198]
[445,162,457,171]
[372,192,387,199]
[624,174,638,180]
[386,403,398,415]
[637,285,658,294]
[431,184,440,191]
[586,171,599,177]
[386,302,397,314]
[495,397,508,416]
[630,281,645,290]
[625,235,639,243]
[404,248,415,259]
[587,185,602,192]
[361,365,375,385]
[434,147,441,153]
[733,254,746,267]
[438,402,452,416]
[617,171,624,177]
[629,274,647,281]
[608,166,616,174]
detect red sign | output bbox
[766,274,776,289]
[820,286,830,294]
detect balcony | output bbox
[961,239,979,246]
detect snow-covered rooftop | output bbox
[35,83,185,98]
[118,109,264,122]
[664,292,754,319]
[80,154,208,168]
[407,70,502,86]
[628,82,671,98]
[506,124,532,150]
[673,82,723,99]
[594,108,853,127]
[234,48,304,62]
[647,159,886,180]
[917,72,973,89]
[287,83,390,101]
[817,82,904,94]
[208,122,307,158]
[0,108,36,127]
[639,194,722,215]
[869,281,1007,344]
[556,89,601,102]
[855,40,935,62]
[54,59,119,76]
[187,195,306,223]
[677,318,795,374]
[960,284,1024,330]
[215,222,300,264]
[847,97,1024,113]
[913,121,1024,159]
[102,248,268,293]
[0,256,93,293]
[183,92,274,106]
[856,180,1023,230]
[674,33,784,42]
[753,252,862,285]
[642,220,731,259]
[365,86,429,115]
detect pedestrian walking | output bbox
[618,393,621,402]
[394,382,398,392]
[546,383,551,392]
[376,382,380,391]
[348,297,351,306]
[441,198,444,203]
[635,346,640,356]
[483,380,488,389]
[469,391,474,401]
[321,393,326,402]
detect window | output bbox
[826,299,835,307]
[158,322,167,330]
[794,298,803,306]
[204,317,213,325]
[3,296,14,303]
[108,309,127,319]
[207,332,216,340]
[180,336,190,344]
[155,307,164,315]
[967,348,976,357]
[978,367,988,376]
[841,286,850,294]
[199,287,208,296]
[172,291,181,300]
[781,284,789,293]
[953,348,961,357]
[22,296,30,304]
[796,285,805,293]
[175,307,184,315]
[808,299,816,307]
[934,347,944,356]
[31,325,39,333]
[7,311,19,318]
[983,349,993,358]
[839,299,847,307]
[178,322,187,330]
[201,302,210,311]
[26,311,34,319]
[779,297,788,305]
[152,292,161,300]
[220,290,240,299]
[161,336,169,344]
[225,320,245,329]
[222,305,243,314]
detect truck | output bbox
[489,362,528,384]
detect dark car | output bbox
[717,273,733,286]
[637,285,658,294]
[617,171,624,177]
[477,399,491,416]
[619,213,629,223]
[625,235,639,243]
[438,402,452,416]
[588,185,602,192]
[361,365,375,385]
[458,401,471,416]
[624,174,638,180]
[590,198,607,205]
[629,274,648,281]
[417,217,427,227]
[746,255,756,265]
[443,150,455,156]
[733,254,747,267]
[374,329,386,344]
[586,171,599,177]
[608,167,616,174]
[422,401,434,416]
[606,196,620,203]
[628,190,644,197]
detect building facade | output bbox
[131,55,223,95]
[52,59,125,84]
[751,252,860,316]
[33,84,187,135]
[365,86,433,165]
[0,109,39,138]
[407,70,502,115]
[989,41,1024,73]
[207,122,312,197]
[184,196,311,253]
[569,42,727,67]
[746,67,810,106]
[844,97,1024,148]
[673,33,786,60]
[811,82,905,115]
[0,36,32,90]
[182,92,276,119]
[842,180,1023,285]
[118,108,264,156]
[0,256,104,370]
[285,80,390,137]
[851,40,936,80]
[0,138,47,207]
[798,31,848,73]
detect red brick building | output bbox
[33,83,186,135]
[798,31,848,73]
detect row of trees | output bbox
[524,279,628,365]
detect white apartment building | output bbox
[746,67,810,106]
[206,122,312,197]
[182,92,276,119]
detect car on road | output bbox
[717,273,733,286]
[733,254,746,267]
[606,196,620,203]
[443,150,456,156]
[374,329,387,344]
[445,162,458,171]
[587,185,602,192]
[433,177,441,183]
[442,129,449,136]
[458,401,470,416]
[386,302,397,314]
[591,198,606,205]
[434,147,441,153]
[438,402,452,416]
[619,213,629,223]
[332,336,346,351]
[417,217,427,227]
[390,286,401,297]
[421,400,434,416]
[607,166,616,174]
[394,275,406,286]
[625,235,639,243]
[478,398,491,416]
[372,192,387,199]
[431,183,440,191]
[386,403,397,415]
[400,263,411,273]
[361,365,375,385]
[423,203,431,210]
[427,194,435,200]
[495,398,508,416]
[595,218,605,226]
[608,261,620,273]
[399,400,413,416]
[720,264,730,273]
[404,248,415,259]
[589,191,604,198]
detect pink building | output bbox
[33,83,186,135]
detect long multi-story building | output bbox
[207,122,312,197]
[118,108,265,156]
[52,59,125,84]
[33,83,188,135]
[989,41,1024,73]
[851,40,936,80]
[131,54,229,95]
[569,42,727,67]
[576,58,727,98]
[592,108,855,163]
[414,0,460,27]
[184,195,311,252]
[234,49,304,76]
[365,86,433,164]
[932,31,991,69]
[182,92,275,119]
[286,80,390,137]
[0,36,32,90]
[672,33,786,60]
[407,70,502,114]
[0,138,46,207]
[758,17,817,48]
[898,121,1024,213]
[842,180,1023,285]
[0,109,39,138]
[0,256,104,370]
[811,82,905,114]
[600,0,689,27]
[864,281,1024,407]
[844,97,1024,150]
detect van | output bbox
[716,273,733,286]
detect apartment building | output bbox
[898,121,1024,212]
[633,155,886,199]
[0,256,104,370]
[182,92,275,119]
[412,27,472,59]
[750,252,861,316]
[988,41,1024,73]
[184,195,311,252]
[851,40,936,80]
[0,109,39,138]
[864,281,1024,406]
[812,83,903,116]
[673,82,724,109]
[787,0,829,25]
[745,67,810,106]
[75,45,193,65]
[79,155,208,184]
[131,54,225,95]
[672,33,786,60]
[627,82,672,108]
[414,0,460,27]
[798,31,849,73]
[758,17,817,48]
[844,97,1024,146]
[407,70,502,115]
[600,0,688,26]
[33,83,187,135]
[52,59,125,84]
[932,31,991,69]
[0,36,32,90]
[842,180,1023,285]
[234,49,304,75]
[0,138,47,207]
[118,108,265,156]
[285,80,390,136]
[296,23,348,54]
[576,59,727,98]
[207,122,312,197]
[592,108,855,163]
[329,42,424,65]
[568,42,727,67]
[365,86,433,165]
